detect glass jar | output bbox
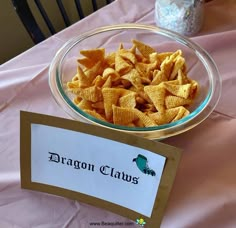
[155,0,205,36]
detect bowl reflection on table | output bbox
[49,24,221,140]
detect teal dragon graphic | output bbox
[133,154,156,176]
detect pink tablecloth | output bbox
[1,0,236,227]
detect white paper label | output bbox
[31,124,166,217]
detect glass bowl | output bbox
[49,24,221,140]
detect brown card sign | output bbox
[20,111,182,227]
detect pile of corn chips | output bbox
[67,39,199,128]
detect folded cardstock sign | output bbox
[20,111,182,227]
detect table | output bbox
[1,0,236,227]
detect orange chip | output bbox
[133,108,156,127]
[105,52,116,68]
[77,99,93,110]
[169,56,185,80]
[92,75,105,87]
[102,76,112,88]
[102,68,120,81]
[164,83,192,99]
[91,101,104,110]
[132,39,156,58]
[140,76,151,85]
[142,103,156,114]
[135,61,157,79]
[136,95,146,105]
[129,44,136,54]
[135,54,148,63]
[137,90,153,104]
[169,50,182,62]
[119,92,136,108]
[156,52,173,62]
[149,107,179,125]
[121,68,143,90]
[144,103,156,110]
[67,80,80,90]
[177,69,189,84]
[112,105,138,126]
[127,123,136,127]
[83,109,107,122]
[144,84,166,113]
[79,86,102,102]
[77,57,96,69]
[85,61,102,82]
[115,54,132,74]
[73,96,82,105]
[80,48,105,62]
[165,95,192,109]
[189,80,199,99]
[151,70,168,85]
[164,80,180,85]
[119,49,137,64]
[160,56,174,80]
[77,66,91,88]
[102,88,123,120]
[171,106,190,122]
[149,52,161,66]
[121,79,132,88]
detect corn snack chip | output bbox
[66,39,200,127]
